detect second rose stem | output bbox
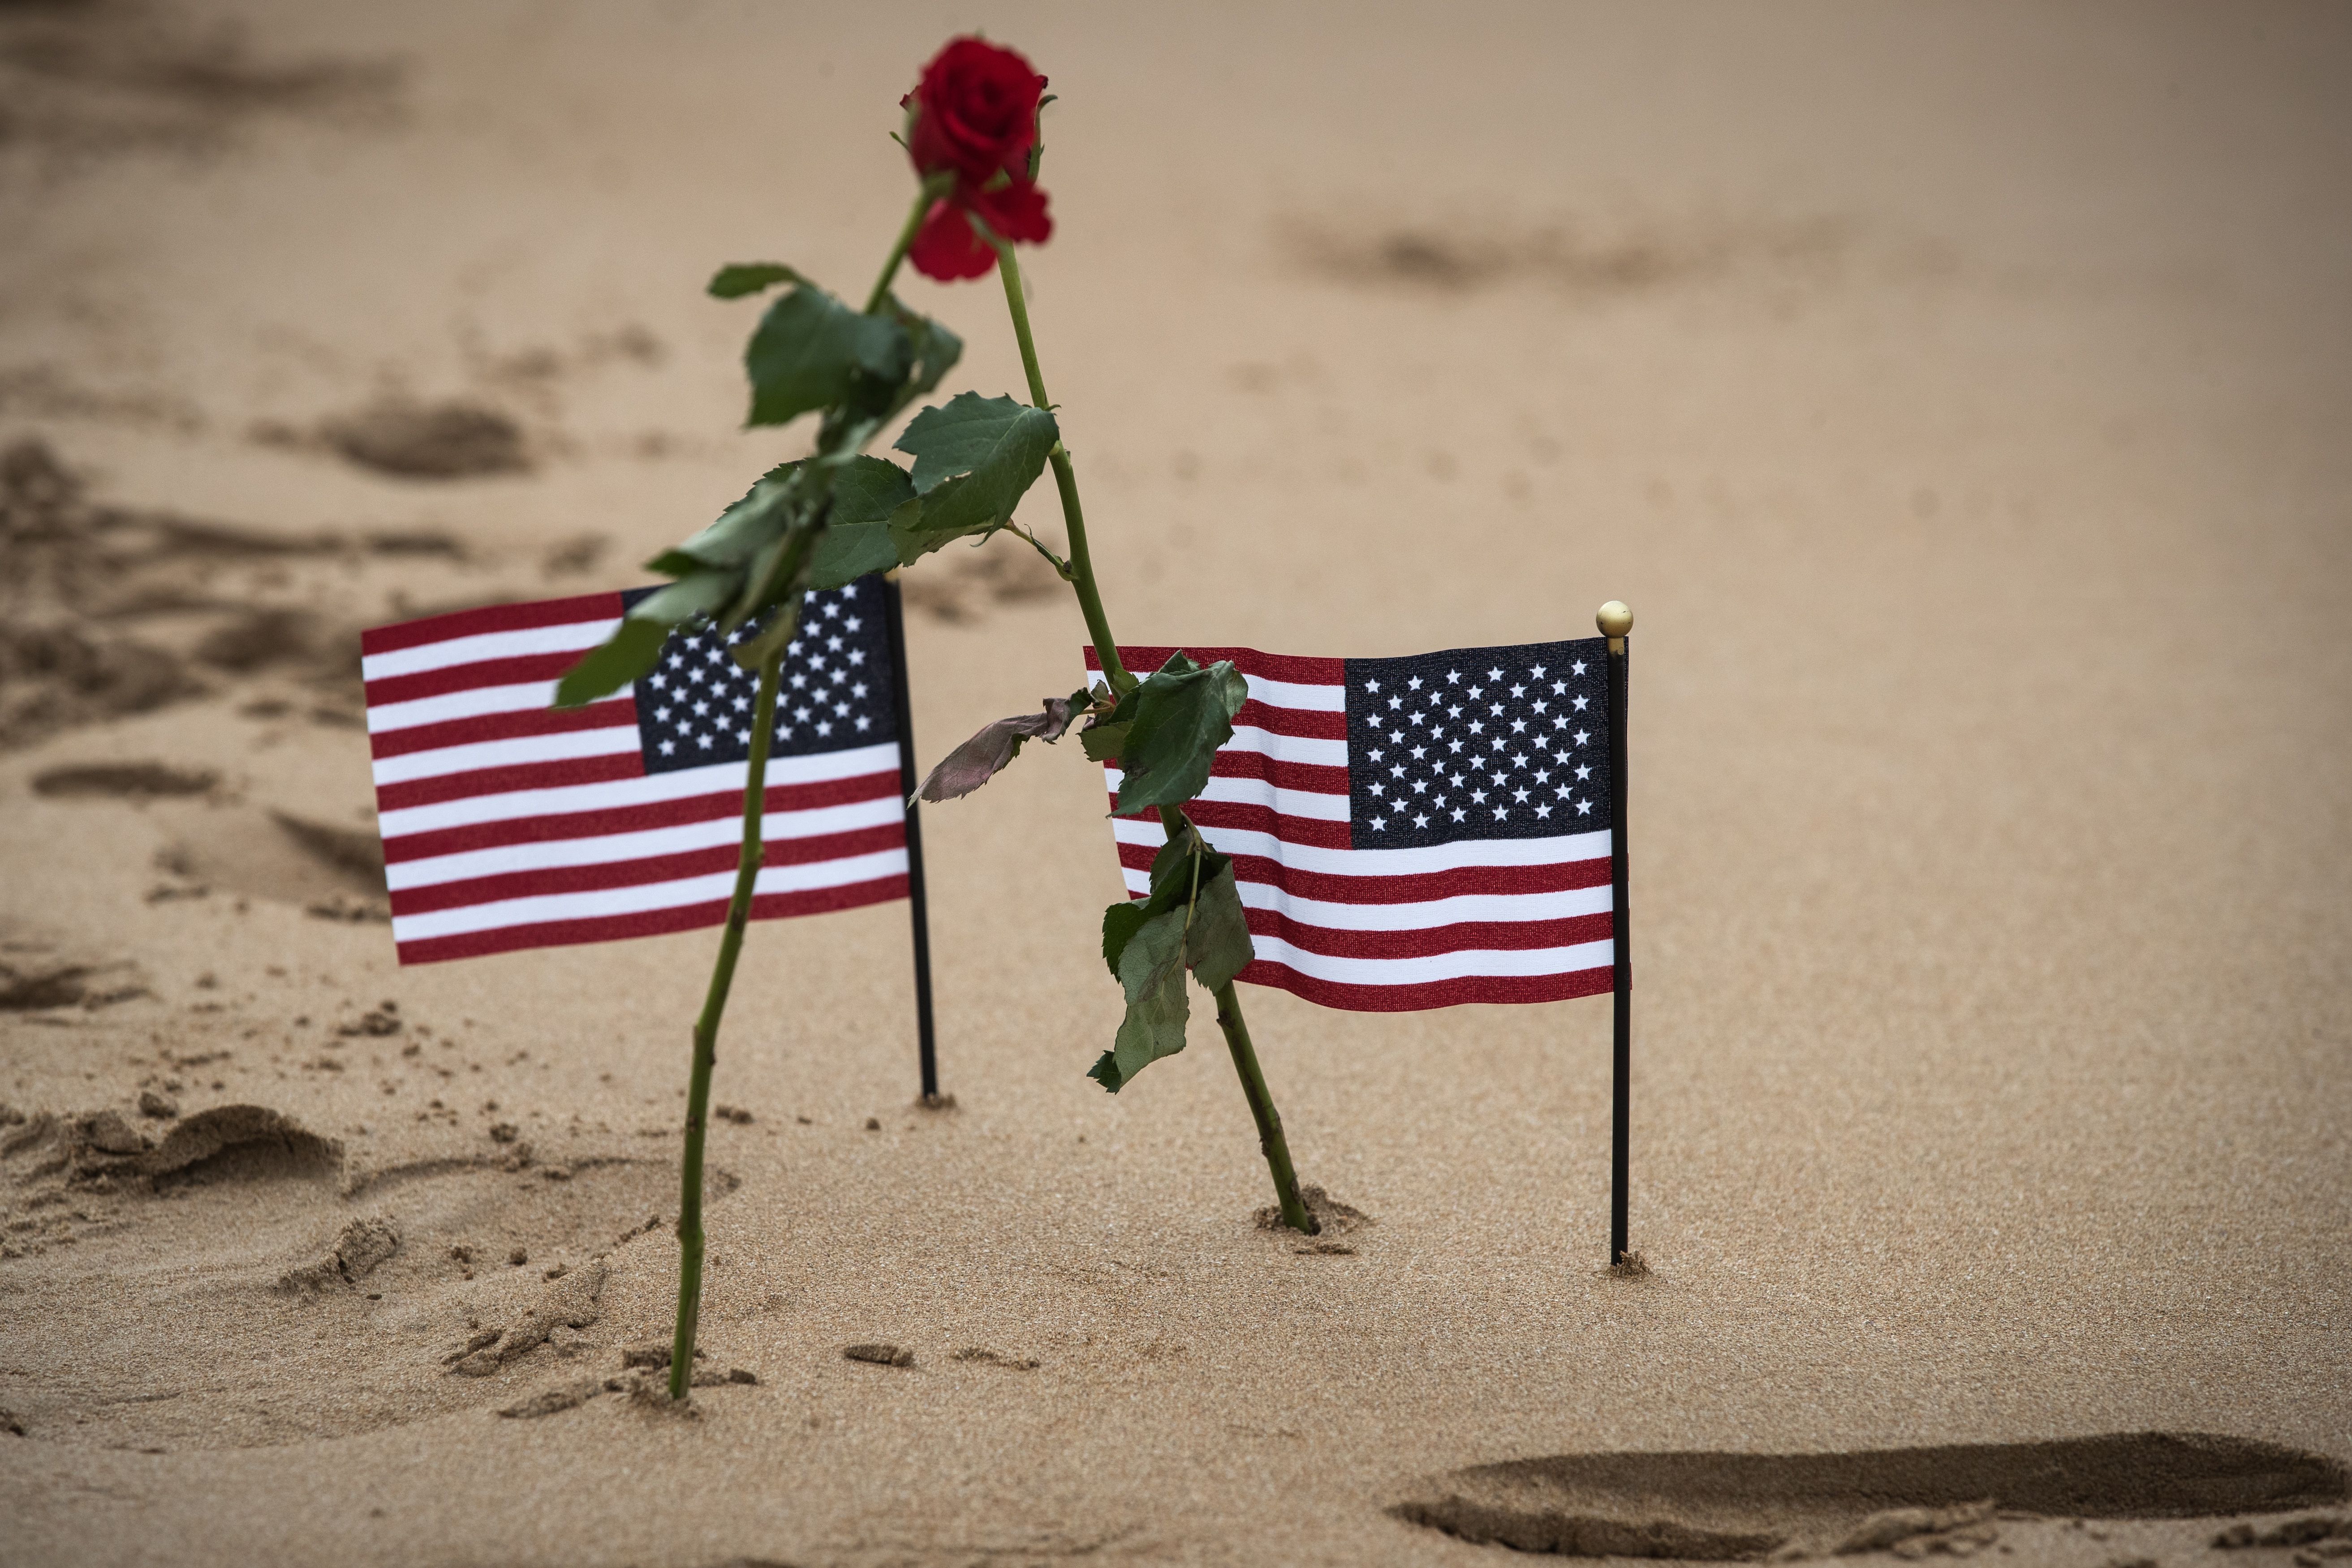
[993,241,1318,1237]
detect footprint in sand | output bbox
[1391,1433,2350,1560]
[0,1101,736,1450]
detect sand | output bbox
[2,1,2348,1563]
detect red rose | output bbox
[902,37,1053,281]
[905,37,1044,184]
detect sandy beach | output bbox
[3,3,2348,1563]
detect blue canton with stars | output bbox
[1342,638,1612,850]
[621,576,897,773]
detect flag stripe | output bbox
[1235,960,1614,1013]
[1092,643,1613,1012]
[364,651,607,713]
[389,846,909,943]
[389,824,908,915]
[360,604,622,676]
[370,721,643,784]
[391,877,909,967]
[377,742,902,837]
[388,797,904,892]
[1115,844,1611,902]
[1241,908,1614,959]
[369,697,639,760]
[382,772,900,865]
[374,753,646,814]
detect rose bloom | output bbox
[902,37,1053,280]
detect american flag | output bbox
[1088,641,1616,1012]
[361,578,908,966]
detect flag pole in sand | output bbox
[1598,599,1635,1268]
[882,573,942,1104]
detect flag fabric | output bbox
[362,577,907,966]
[1086,640,1616,1012]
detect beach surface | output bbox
[2,3,2348,1564]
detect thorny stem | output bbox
[669,211,939,1400]
[672,646,784,1398]
[994,232,1316,1235]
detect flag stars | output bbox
[1413,812,1430,828]
[1575,799,1593,815]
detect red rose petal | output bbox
[907,199,998,282]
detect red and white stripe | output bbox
[362,593,906,966]
[1086,647,1613,1012]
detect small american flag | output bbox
[1088,641,1615,1012]
[362,577,908,966]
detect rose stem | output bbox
[994,240,1318,1236]
[668,182,946,1400]
[669,643,783,1398]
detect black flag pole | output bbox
[1598,599,1634,1267]
[880,575,941,1103]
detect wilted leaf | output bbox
[707,262,806,300]
[912,697,1075,804]
[1111,653,1247,815]
[553,617,668,709]
[1183,862,1254,992]
[1089,907,1189,1093]
[745,284,913,429]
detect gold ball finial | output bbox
[1596,601,1633,639]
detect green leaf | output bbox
[552,617,668,709]
[1078,719,1127,763]
[664,462,800,572]
[745,284,913,429]
[630,570,741,627]
[896,392,1059,494]
[880,295,964,409]
[1183,863,1255,992]
[1088,907,1190,1093]
[827,454,917,524]
[1111,654,1248,815]
[1101,899,1150,979]
[708,262,805,300]
[804,523,897,591]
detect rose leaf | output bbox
[893,391,1060,495]
[745,284,914,429]
[707,262,807,300]
[1088,906,1191,1093]
[1110,654,1248,815]
[1183,862,1255,993]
